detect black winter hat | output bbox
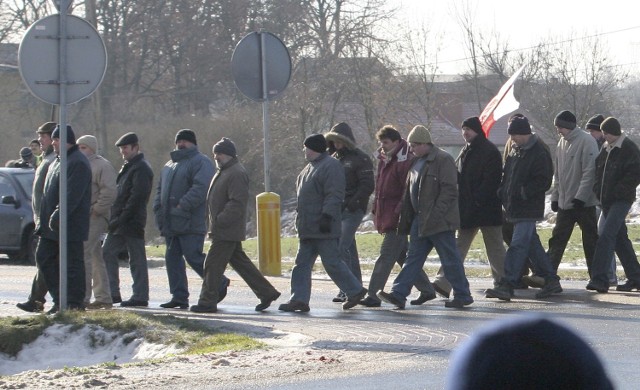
[554,110,577,130]
[586,114,605,131]
[213,137,237,157]
[507,116,532,135]
[304,134,327,153]
[115,132,139,147]
[20,147,33,159]
[51,125,76,144]
[601,117,621,136]
[461,116,484,135]
[175,129,197,145]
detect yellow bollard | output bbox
[256,192,281,276]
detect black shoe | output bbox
[190,304,217,313]
[616,280,640,292]
[432,283,450,299]
[377,291,406,309]
[111,295,122,304]
[586,281,608,293]
[535,279,563,298]
[16,300,44,313]
[46,305,59,315]
[343,288,368,310]
[485,285,513,301]
[444,297,473,308]
[332,291,347,303]
[218,277,230,303]
[512,280,529,289]
[278,300,310,313]
[160,300,188,309]
[120,299,148,307]
[67,304,86,311]
[410,292,437,305]
[255,292,281,312]
[359,296,382,307]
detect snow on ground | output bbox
[0,324,181,375]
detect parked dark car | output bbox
[0,167,35,264]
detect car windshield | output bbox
[12,172,34,199]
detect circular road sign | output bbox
[231,31,291,102]
[18,14,107,105]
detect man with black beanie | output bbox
[588,117,640,293]
[153,129,230,309]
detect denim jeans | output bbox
[367,231,435,298]
[590,201,640,286]
[165,234,206,304]
[339,209,365,283]
[597,207,618,283]
[390,219,471,303]
[290,238,363,304]
[502,221,558,288]
[547,206,598,274]
[435,226,505,294]
[103,233,149,301]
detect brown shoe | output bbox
[86,301,113,310]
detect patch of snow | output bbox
[0,324,181,375]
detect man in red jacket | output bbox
[360,126,437,307]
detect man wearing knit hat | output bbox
[486,116,562,301]
[278,134,367,312]
[153,129,229,310]
[77,135,117,310]
[191,137,280,313]
[35,124,92,312]
[17,121,58,313]
[544,110,600,280]
[431,116,505,299]
[587,117,640,293]
[378,125,474,309]
[324,122,374,303]
[103,132,154,307]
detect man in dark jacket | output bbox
[587,117,640,293]
[486,116,562,301]
[324,122,374,302]
[191,138,280,313]
[153,129,229,309]
[103,132,154,307]
[360,125,437,307]
[36,125,92,313]
[17,121,57,313]
[378,125,473,309]
[432,117,505,298]
[278,134,367,313]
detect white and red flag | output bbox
[479,64,526,137]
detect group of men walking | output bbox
[16,108,640,315]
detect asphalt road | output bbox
[0,260,638,389]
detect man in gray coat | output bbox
[191,137,280,313]
[154,129,229,309]
[278,134,367,313]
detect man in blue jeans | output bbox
[587,117,640,293]
[377,125,473,309]
[485,116,562,301]
[324,123,374,303]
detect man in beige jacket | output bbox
[77,135,117,309]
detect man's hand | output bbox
[551,201,559,212]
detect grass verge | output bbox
[0,310,263,358]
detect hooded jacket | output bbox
[154,146,215,237]
[325,124,374,213]
[372,138,413,233]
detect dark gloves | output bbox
[319,213,332,233]
[572,198,585,209]
[551,201,559,212]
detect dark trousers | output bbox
[36,237,86,307]
[547,206,598,275]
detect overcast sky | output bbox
[395,0,640,74]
